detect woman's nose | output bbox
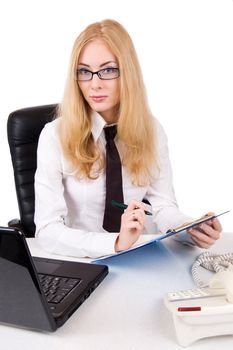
[90,74,103,89]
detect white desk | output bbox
[1,233,233,350]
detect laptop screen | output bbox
[0,227,58,331]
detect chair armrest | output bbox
[8,218,26,234]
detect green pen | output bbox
[111,199,153,216]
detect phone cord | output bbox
[191,251,233,288]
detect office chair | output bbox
[7,104,57,237]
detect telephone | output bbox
[164,251,233,346]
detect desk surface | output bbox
[1,233,233,350]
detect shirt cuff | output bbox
[36,223,119,259]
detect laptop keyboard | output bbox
[38,274,81,304]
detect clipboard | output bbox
[93,210,230,262]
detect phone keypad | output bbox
[167,288,211,301]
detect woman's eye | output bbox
[103,67,114,74]
[79,69,90,75]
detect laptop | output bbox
[0,226,108,332]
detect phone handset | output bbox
[192,251,233,302]
[209,270,233,303]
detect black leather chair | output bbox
[7,104,57,237]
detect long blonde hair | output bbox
[58,19,158,185]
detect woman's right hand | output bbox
[114,199,146,252]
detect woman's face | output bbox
[77,40,120,124]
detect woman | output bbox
[34,19,222,258]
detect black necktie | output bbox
[103,125,124,232]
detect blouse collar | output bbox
[91,111,107,142]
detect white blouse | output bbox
[34,112,194,258]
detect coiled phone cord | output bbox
[191,251,233,288]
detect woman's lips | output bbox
[90,95,107,102]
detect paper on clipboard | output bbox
[165,210,230,235]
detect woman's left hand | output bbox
[187,212,222,248]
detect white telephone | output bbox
[164,251,233,346]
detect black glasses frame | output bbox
[76,68,120,81]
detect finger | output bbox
[190,235,214,249]
[188,227,216,246]
[136,212,146,227]
[130,210,145,226]
[124,220,144,232]
[125,199,146,213]
[202,212,222,232]
[198,223,221,240]
[125,208,146,222]
[123,209,143,220]
[121,209,145,228]
[211,218,222,232]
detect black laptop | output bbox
[0,226,108,332]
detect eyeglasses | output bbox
[77,67,120,81]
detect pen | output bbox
[111,200,153,216]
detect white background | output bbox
[0,0,232,232]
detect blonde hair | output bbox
[58,19,158,185]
